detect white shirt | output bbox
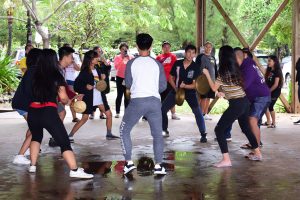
[127,56,163,99]
[92,69,103,106]
[65,53,81,81]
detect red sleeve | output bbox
[156,55,161,62]
[170,54,177,67]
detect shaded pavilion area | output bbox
[0,106,300,199]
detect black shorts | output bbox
[160,83,173,102]
[199,89,215,99]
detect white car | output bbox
[171,50,185,60]
[128,48,156,58]
[281,56,292,85]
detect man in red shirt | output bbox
[156,41,180,120]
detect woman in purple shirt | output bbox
[235,48,271,148]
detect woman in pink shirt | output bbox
[114,43,134,118]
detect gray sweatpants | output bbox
[120,96,164,163]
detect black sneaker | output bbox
[100,115,106,119]
[49,138,58,147]
[72,118,79,123]
[106,134,120,140]
[294,119,300,125]
[200,133,207,143]
[162,130,169,138]
[124,161,137,174]
[69,136,74,143]
[154,164,167,175]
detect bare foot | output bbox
[214,160,232,168]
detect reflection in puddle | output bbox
[137,156,155,176]
[82,161,112,176]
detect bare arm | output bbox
[73,63,81,71]
[203,69,220,92]
[168,75,177,91]
[180,81,196,89]
[58,86,70,105]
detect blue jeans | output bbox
[16,109,27,116]
[249,96,271,121]
[162,90,206,135]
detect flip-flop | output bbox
[261,122,271,126]
[248,154,262,161]
[267,124,276,128]
[240,143,252,149]
[244,152,255,158]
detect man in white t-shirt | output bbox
[62,44,81,122]
[120,33,167,176]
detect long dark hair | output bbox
[218,45,243,86]
[81,50,99,73]
[32,49,64,103]
[265,55,283,88]
[26,48,42,69]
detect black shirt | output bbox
[266,69,281,97]
[12,68,35,111]
[96,62,111,94]
[170,60,200,93]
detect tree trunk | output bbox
[26,10,32,44]
[35,23,50,48]
[6,23,13,56]
[42,38,50,49]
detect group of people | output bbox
[11,32,292,178]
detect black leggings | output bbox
[269,95,280,112]
[215,97,258,154]
[115,76,129,114]
[27,106,72,154]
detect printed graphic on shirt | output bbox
[187,70,194,79]
[162,57,172,64]
[252,64,265,84]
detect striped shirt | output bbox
[216,75,246,100]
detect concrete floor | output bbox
[1,82,300,199]
[1,106,300,200]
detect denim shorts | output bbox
[66,80,75,86]
[16,109,28,116]
[57,102,65,113]
[249,96,271,119]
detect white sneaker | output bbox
[13,155,31,165]
[115,114,120,118]
[123,161,137,174]
[24,149,30,156]
[171,114,180,120]
[69,136,74,143]
[154,164,167,175]
[69,168,94,179]
[226,138,232,142]
[203,114,212,120]
[28,165,36,173]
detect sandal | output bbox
[100,115,106,119]
[248,154,262,161]
[244,152,255,158]
[240,143,252,149]
[267,123,276,128]
[261,122,271,126]
[72,118,79,123]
